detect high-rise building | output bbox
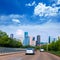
[10,34,14,39]
[36,35,40,46]
[32,37,35,41]
[53,38,56,42]
[48,36,51,43]
[30,36,36,46]
[23,32,30,46]
[48,36,57,43]
[24,32,28,38]
[30,36,33,46]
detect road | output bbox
[0,51,60,60]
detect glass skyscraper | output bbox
[23,32,30,46]
[48,36,51,43]
[36,35,40,46]
[10,34,14,39]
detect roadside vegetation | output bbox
[0,30,22,48]
[41,38,60,56]
[48,51,60,57]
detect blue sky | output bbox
[0,0,60,42]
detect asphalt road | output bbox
[0,51,60,60]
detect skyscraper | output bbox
[24,32,28,38]
[48,36,51,44]
[23,32,30,46]
[10,34,14,39]
[53,38,56,42]
[32,37,35,41]
[36,35,40,46]
[30,36,36,46]
[32,37,36,46]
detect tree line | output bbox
[0,30,22,48]
[41,38,60,51]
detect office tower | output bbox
[53,38,56,42]
[23,32,30,46]
[32,37,36,46]
[30,36,33,46]
[32,37,35,41]
[30,37,36,46]
[36,35,40,46]
[10,34,14,39]
[24,32,28,38]
[48,36,51,44]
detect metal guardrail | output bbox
[0,47,26,54]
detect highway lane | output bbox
[0,51,60,60]
[0,51,25,60]
[22,51,40,60]
[39,52,60,60]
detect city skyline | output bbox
[9,31,58,44]
[0,0,60,42]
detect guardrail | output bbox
[0,47,26,54]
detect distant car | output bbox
[40,49,44,52]
[25,48,35,55]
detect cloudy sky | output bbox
[0,0,60,42]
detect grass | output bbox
[48,51,60,57]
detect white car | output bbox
[25,48,35,55]
[40,49,44,52]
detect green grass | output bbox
[48,51,60,57]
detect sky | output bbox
[0,0,60,42]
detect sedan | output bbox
[40,49,44,52]
[25,48,35,55]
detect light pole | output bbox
[47,43,48,51]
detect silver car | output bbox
[25,48,35,55]
[40,49,44,52]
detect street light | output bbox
[47,43,48,51]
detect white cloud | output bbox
[0,15,9,20]
[52,3,56,7]
[57,0,60,4]
[12,19,20,23]
[34,3,59,17]
[0,14,26,25]
[25,1,36,7]
[16,29,24,36]
[32,1,36,6]
[0,14,25,21]
[9,14,24,19]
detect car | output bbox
[40,49,44,52]
[25,48,35,55]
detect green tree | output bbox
[0,30,22,48]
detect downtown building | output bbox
[36,35,40,46]
[48,36,57,43]
[10,34,14,39]
[30,36,36,46]
[23,32,30,46]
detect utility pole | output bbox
[46,38,48,51]
[47,43,48,51]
